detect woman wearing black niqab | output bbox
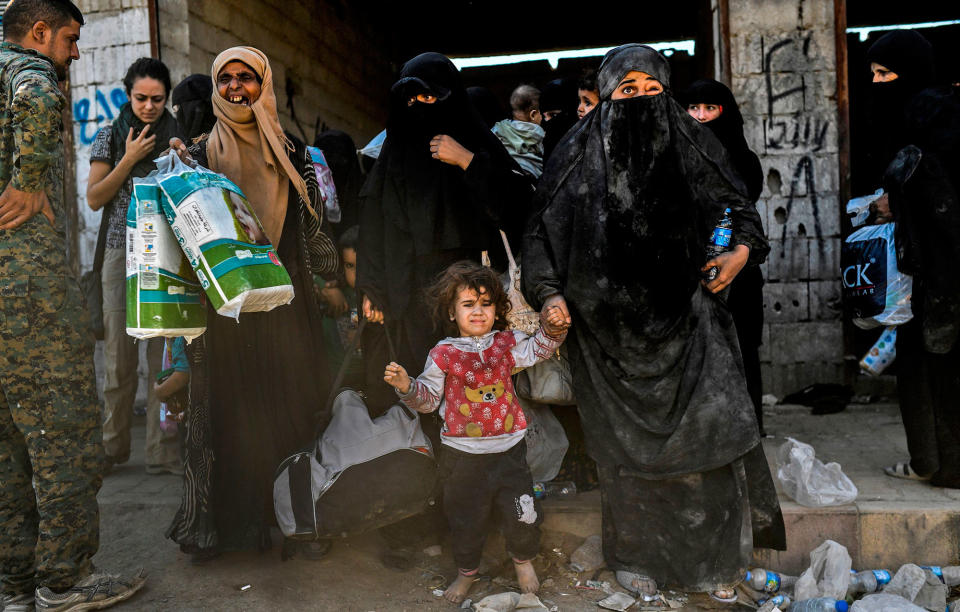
[539,77,579,161]
[680,79,766,435]
[171,73,217,141]
[358,52,533,400]
[523,44,784,601]
[857,30,935,192]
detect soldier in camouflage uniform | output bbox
[0,1,144,610]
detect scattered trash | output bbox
[422,544,442,557]
[597,592,636,611]
[762,393,779,407]
[851,593,926,611]
[239,584,252,592]
[432,588,444,597]
[794,540,852,601]
[913,568,948,612]
[585,580,613,594]
[472,592,548,612]
[781,383,853,415]
[776,438,858,507]
[746,568,798,593]
[461,599,472,609]
[791,597,849,611]
[569,535,604,573]
[884,564,927,602]
[848,569,892,596]
[758,594,792,611]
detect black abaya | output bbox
[523,44,784,591]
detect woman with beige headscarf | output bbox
[166,47,339,560]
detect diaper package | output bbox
[126,180,207,341]
[153,151,294,319]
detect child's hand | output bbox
[320,286,349,316]
[541,303,570,338]
[383,361,411,395]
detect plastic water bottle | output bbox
[791,598,848,612]
[745,569,797,593]
[920,565,960,585]
[847,569,892,595]
[704,207,733,280]
[758,594,792,610]
[569,535,604,573]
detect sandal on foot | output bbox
[884,461,932,481]
[709,588,738,603]
[615,571,658,602]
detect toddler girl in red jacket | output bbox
[384,260,569,604]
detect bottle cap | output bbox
[836,601,849,612]
[745,570,752,581]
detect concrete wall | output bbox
[183,0,392,147]
[728,0,845,397]
[70,0,393,274]
[70,0,152,271]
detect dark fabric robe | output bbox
[679,78,766,428]
[523,43,784,590]
[357,52,534,405]
[166,134,337,552]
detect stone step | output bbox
[541,492,960,576]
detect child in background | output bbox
[383,261,570,604]
[317,225,363,388]
[153,337,189,459]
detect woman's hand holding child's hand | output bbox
[542,302,571,339]
[384,361,412,396]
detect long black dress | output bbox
[523,44,784,592]
[357,52,533,402]
[885,84,960,487]
[167,135,339,552]
[679,79,767,433]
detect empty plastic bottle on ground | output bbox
[758,594,792,610]
[921,566,960,587]
[791,598,848,612]
[747,569,798,593]
[569,535,604,573]
[847,569,892,595]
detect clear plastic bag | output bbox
[776,438,858,507]
[794,540,852,601]
[850,594,926,612]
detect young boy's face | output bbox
[453,286,496,337]
[342,247,357,289]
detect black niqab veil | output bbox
[523,44,769,477]
[862,30,936,188]
[172,74,216,141]
[359,52,530,319]
[540,77,579,161]
[679,79,763,201]
[467,86,508,129]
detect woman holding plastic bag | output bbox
[165,46,339,560]
[522,44,785,603]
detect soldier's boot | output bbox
[34,570,145,612]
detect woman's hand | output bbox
[542,294,572,329]
[383,361,411,395]
[542,302,571,338]
[320,286,349,317]
[430,134,474,170]
[123,125,157,164]
[168,137,197,167]
[701,244,750,293]
[362,295,385,324]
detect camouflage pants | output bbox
[0,275,103,595]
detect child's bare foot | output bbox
[514,559,540,594]
[443,572,475,604]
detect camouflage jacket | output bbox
[0,42,68,278]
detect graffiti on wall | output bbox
[760,32,830,246]
[73,87,127,145]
